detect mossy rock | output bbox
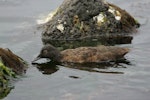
[0,61,16,86]
[0,48,27,75]
[0,86,12,99]
[0,61,15,99]
[0,48,28,99]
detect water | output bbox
[0,0,150,100]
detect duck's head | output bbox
[32,44,62,63]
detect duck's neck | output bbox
[50,47,62,63]
[53,52,62,63]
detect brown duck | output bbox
[33,44,129,64]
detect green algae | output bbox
[0,61,16,87]
[0,86,12,99]
[0,61,16,99]
[0,48,28,99]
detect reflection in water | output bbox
[42,35,133,50]
[62,58,131,74]
[36,34,132,75]
[32,62,59,75]
[69,76,80,79]
[0,86,13,99]
[32,58,130,75]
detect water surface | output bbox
[0,0,150,100]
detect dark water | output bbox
[0,0,150,100]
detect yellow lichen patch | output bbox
[93,13,107,27]
[56,24,64,33]
[103,0,108,4]
[80,21,84,31]
[80,22,90,33]
[73,15,81,29]
[73,15,80,25]
[73,15,89,32]
[108,6,121,20]
[108,6,115,14]
[97,13,105,23]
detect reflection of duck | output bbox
[33,44,129,64]
[33,62,59,75]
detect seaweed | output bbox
[0,48,28,99]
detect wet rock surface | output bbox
[43,35,133,50]
[0,48,28,99]
[41,0,139,45]
[0,48,27,75]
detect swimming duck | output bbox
[32,44,129,64]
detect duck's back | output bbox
[60,46,129,63]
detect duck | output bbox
[32,44,129,64]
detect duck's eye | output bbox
[43,50,48,55]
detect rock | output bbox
[0,48,28,99]
[42,35,133,50]
[0,86,12,99]
[41,0,140,46]
[33,62,59,75]
[0,48,27,75]
[0,61,14,99]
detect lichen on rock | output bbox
[41,0,140,44]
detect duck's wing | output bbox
[96,46,129,61]
[60,46,129,63]
[60,47,98,63]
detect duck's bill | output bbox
[32,56,41,64]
